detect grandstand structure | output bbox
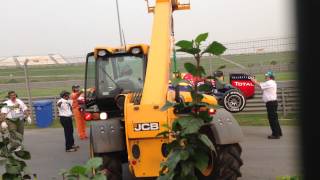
[0,54,68,68]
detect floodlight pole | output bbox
[23,59,33,120]
[115,0,124,46]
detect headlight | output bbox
[100,112,108,120]
[208,108,216,116]
[131,47,141,54]
[98,49,108,56]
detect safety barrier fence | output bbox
[240,87,298,115]
[1,86,297,123]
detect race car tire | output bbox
[222,89,246,113]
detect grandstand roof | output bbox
[0,54,68,67]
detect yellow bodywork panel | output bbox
[180,91,218,105]
[168,89,218,106]
[125,102,174,177]
[146,0,190,13]
[124,90,215,177]
[122,0,192,178]
[127,138,169,177]
[93,44,149,58]
[140,1,172,106]
[125,104,169,139]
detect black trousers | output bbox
[266,101,282,136]
[59,116,74,150]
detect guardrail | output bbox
[240,87,299,115]
[1,85,299,121]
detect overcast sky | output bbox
[0,0,295,57]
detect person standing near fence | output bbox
[251,71,283,139]
[57,90,79,152]
[0,91,32,151]
[71,85,88,140]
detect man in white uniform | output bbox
[0,91,31,151]
[1,91,30,135]
[57,90,79,152]
[251,71,283,139]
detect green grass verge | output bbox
[25,118,62,129]
[234,113,298,126]
[24,113,298,129]
[14,88,67,98]
[253,72,297,82]
[175,51,296,72]
[0,76,83,84]
[1,87,69,98]
[0,64,85,84]
[0,64,85,77]
[0,51,297,97]
[1,71,296,98]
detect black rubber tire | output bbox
[222,89,246,113]
[213,144,243,180]
[198,144,243,180]
[101,152,123,180]
[90,127,123,180]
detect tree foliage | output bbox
[157,33,226,180]
[0,111,34,179]
[61,157,106,180]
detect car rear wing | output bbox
[229,73,255,99]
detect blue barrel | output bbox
[33,100,53,128]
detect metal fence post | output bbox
[53,96,58,120]
[23,59,33,121]
[281,88,287,117]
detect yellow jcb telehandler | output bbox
[83,0,244,179]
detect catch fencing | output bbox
[176,36,296,57]
[3,82,298,123]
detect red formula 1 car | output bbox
[170,73,255,113]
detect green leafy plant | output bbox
[157,32,226,180]
[276,175,303,180]
[0,117,34,179]
[61,157,106,180]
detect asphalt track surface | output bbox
[0,126,300,180]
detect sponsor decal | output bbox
[134,122,160,131]
[229,108,240,111]
[234,81,254,87]
[230,74,253,80]
[230,79,255,98]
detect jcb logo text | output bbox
[134,122,159,131]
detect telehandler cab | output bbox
[83,0,244,179]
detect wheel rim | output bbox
[226,95,242,108]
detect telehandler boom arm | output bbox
[141,0,189,105]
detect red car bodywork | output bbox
[182,73,255,99]
[229,74,255,98]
